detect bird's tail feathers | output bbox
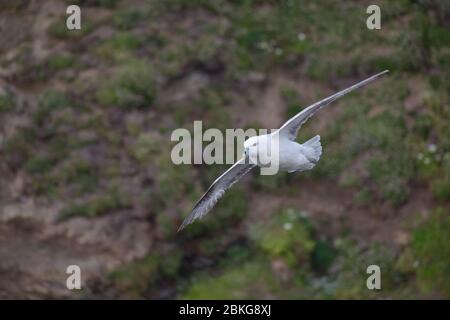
[303,135,322,163]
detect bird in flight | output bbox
[178,70,389,231]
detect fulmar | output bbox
[178,70,389,231]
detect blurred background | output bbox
[0,0,449,299]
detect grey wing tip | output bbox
[177,222,186,232]
[356,70,390,90]
[177,214,193,232]
[376,70,389,77]
[177,207,201,232]
[369,70,389,83]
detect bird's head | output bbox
[243,136,259,163]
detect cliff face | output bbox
[0,0,449,299]
[0,2,154,298]
[0,199,153,298]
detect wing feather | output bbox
[179,71,389,231]
[278,70,389,140]
[178,158,255,231]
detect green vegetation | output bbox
[180,209,418,299]
[33,90,71,125]
[228,0,307,73]
[113,9,145,30]
[47,53,76,71]
[48,18,94,40]
[412,209,450,296]
[251,208,315,267]
[58,186,129,221]
[111,249,183,298]
[110,253,162,298]
[58,157,98,195]
[131,132,163,162]
[1,0,449,300]
[23,154,58,175]
[96,59,156,108]
[0,90,15,112]
[183,261,277,299]
[109,33,141,51]
[281,88,302,120]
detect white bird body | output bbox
[281,136,322,173]
[245,133,322,173]
[178,70,389,231]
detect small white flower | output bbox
[274,48,283,56]
[283,222,293,230]
[413,260,420,268]
[417,153,424,160]
[297,32,306,41]
[427,143,437,153]
[258,41,269,50]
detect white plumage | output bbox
[178,70,389,231]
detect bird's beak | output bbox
[244,147,250,164]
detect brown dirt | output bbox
[247,180,434,246]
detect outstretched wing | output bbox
[278,70,389,140]
[178,158,256,231]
